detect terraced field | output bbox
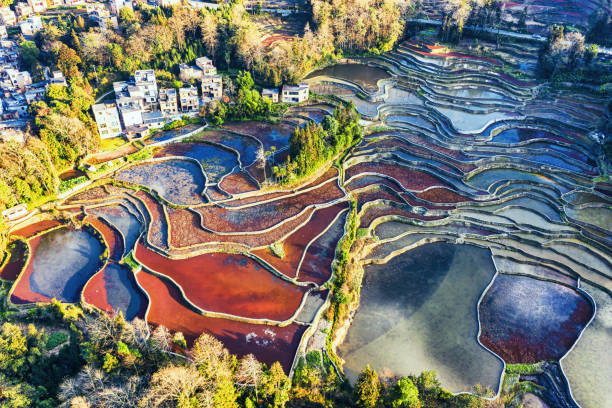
[1,38,610,406]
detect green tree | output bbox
[354,365,381,408]
[19,41,39,72]
[0,323,27,375]
[391,377,420,408]
[262,362,290,408]
[213,376,238,408]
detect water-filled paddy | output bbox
[306,63,390,91]
[88,204,142,257]
[11,228,103,304]
[338,242,503,392]
[479,274,593,363]
[117,159,206,205]
[561,283,612,408]
[83,263,147,320]
[155,143,239,183]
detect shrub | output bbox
[45,331,69,350]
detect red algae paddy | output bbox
[134,242,307,321]
[136,269,308,372]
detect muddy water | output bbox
[338,242,503,392]
[306,64,391,91]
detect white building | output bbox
[4,69,32,91]
[26,0,47,13]
[0,25,7,39]
[47,70,67,86]
[281,83,309,103]
[178,63,202,82]
[86,3,110,29]
[179,86,199,112]
[159,88,178,116]
[134,69,157,107]
[195,56,217,75]
[19,15,43,37]
[201,74,222,102]
[119,104,143,128]
[0,7,16,26]
[142,111,164,129]
[24,82,47,103]
[92,103,122,139]
[14,3,32,18]
[262,88,279,103]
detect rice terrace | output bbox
[0,0,611,406]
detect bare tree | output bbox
[150,326,172,353]
[139,365,206,407]
[236,354,263,399]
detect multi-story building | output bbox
[86,3,110,29]
[0,40,19,69]
[3,69,32,91]
[47,70,67,86]
[14,3,33,18]
[195,56,217,76]
[110,0,132,15]
[281,83,309,103]
[47,0,63,7]
[159,88,179,116]
[179,86,199,112]
[201,74,222,102]
[142,111,164,129]
[262,88,279,103]
[113,81,146,110]
[3,94,28,117]
[0,7,17,26]
[92,103,122,139]
[24,82,47,103]
[119,104,143,128]
[27,0,46,13]
[178,63,202,82]
[19,15,43,37]
[134,69,157,107]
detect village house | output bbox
[134,69,158,107]
[19,15,43,37]
[26,0,47,13]
[179,86,199,112]
[92,102,122,139]
[119,104,143,128]
[159,88,179,116]
[0,25,7,40]
[262,88,279,103]
[281,83,309,103]
[195,56,217,76]
[0,7,17,26]
[201,74,222,101]
[14,3,33,18]
[178,63,202,82]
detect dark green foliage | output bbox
[19,40,40,72]
[277,103,360,183]
[204,72,280,125]
[45,331,69,350]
